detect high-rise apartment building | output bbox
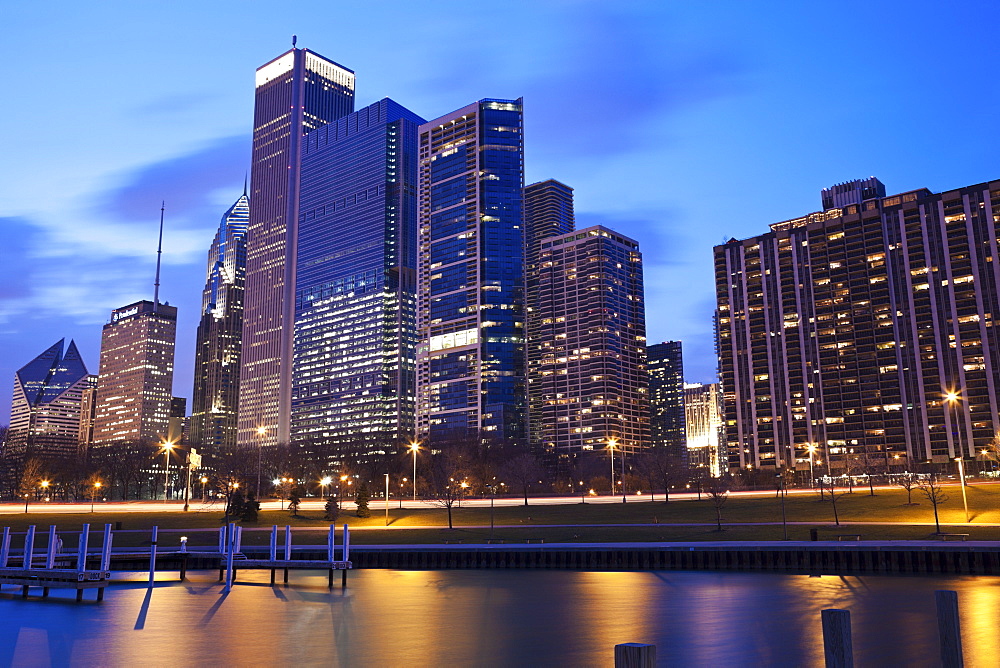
[190,191,249,456]
[647,341,686,462]
[239,48,355,449]
[531,226,649,458]
[8,339,95,461]
[294,98,424,464]
[684,382,724,476]
[716,177,1000,471]
[92,301,177,445]
[416,99,528,445]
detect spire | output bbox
[154,201,165,310]
[243,173,248,197]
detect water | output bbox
[1,569,997,667]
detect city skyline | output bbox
[3,2,1000,425]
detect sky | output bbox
[2,0,999,424]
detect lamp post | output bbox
[620,445,627,504]
[409,441,420,501]
[92,481,102,513]
[806,443,817,488]
[200,476,208,503]
[956,457,970,523]
[40,479,50,503]
[161,440,175,502]
[607,438,617,499]
[255,426,267,500]
[385,473,390,526]
[320,476,332,499]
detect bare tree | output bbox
[706,479,730,531]
[821,477,847,526]
[18,457,45,512]
[897,472,919,505]
[499,453,545,506]
[918,475,949,534]
[637,445,687,503]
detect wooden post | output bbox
[148,526,158,585]
[936,590,964,667]
[77,524,90,573]
[269,526,277,561]
[821,609,853,668]
[224,523,235,592]
[24,525,36,569]
[342,568,347,588]
[45,525,57,569]
[100,524,113,572]
[0,526,11,567]
[342,524,350,562]
[327,525,334,562]
[180,554,188,581]
[284,525,291,584]
[614,643,655,668]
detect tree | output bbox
[242,491,260,522]
[354,482,370,518]
[288,491,301,516]
[637,445,687,503]
[324,495,340,522]
[918,475,949,534]
[17,457,45,512]
[499,453,545,506]
[225,488,246,522]
[706,479,729,531]
[821,477,847,526]
[897,472,919,505]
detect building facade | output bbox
[416,99,528,446]
[8,339,94,462]
[92,301,177,445]
[647,341,686,462]
[239,48,355,449]
[684,382,724,477]
[530,226,649,458]
[716,177,1000,472]
[293,98,424,464]
[190,191,249,457]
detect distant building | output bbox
[239,47,355,450]
[416,99,527,445]
[190,191,249,457]
[169,397,186,445]
[647,341,686,463]
[92,301,177,445]
[684,382,724,476]
[8,339,94,462]
[293,98,424,465]
[716,177,1000,471]
[531,226,649,459]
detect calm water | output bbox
[1,569,997,667]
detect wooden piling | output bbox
[936,590,964,668]
[148,526,158,585]
[614,643,655,668]
[821,609,853,668]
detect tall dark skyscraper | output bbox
[716,177,1000,472]
[416,99,527,445]
[190,191,249,457]
[647,341,686,462]
[530,226,649,460]
[8,339,94,462]
[294,98,424,464]
[239,48,355,449]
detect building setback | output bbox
[8,339,95,462]
[715,177,1000,472]
[190,191,249,457]
[531,226,649,458]
[416,99,528,445]
[647,341,686,462]
[684,382,724,476]
[294,98,424,464]
[239,48,355,449]
[92,301,177,445]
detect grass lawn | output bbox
[2,485,997,547]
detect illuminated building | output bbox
[190,191,249,457]
[716,177,1000,471]
[684,382,724,476]
[7,339,95,462]
[647,341,686,463]
[92,301,177,444]
[239,47,355,449]
[416,99,528,445]
[293,98,424,464]
[531,226,649,457]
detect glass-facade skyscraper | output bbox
[416,99,527,445]
[239,48,355,449]
[647,341,687,462]
[190,191,249,457]
[294,98,424,464]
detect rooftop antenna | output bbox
[153,201,164,311]
[292,35,297,49]
[243,172,248,197]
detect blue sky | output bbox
[2,1,999,423]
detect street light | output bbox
[409,441,420,501]
[956,457,970,523]
[320,476,332,498]
[160,441,176,502]
[200,476,208,503]
[806,443,817,488]
[607,438,618,498]
[255,426,267,500]
[40,480,50,503]
[91,481,102,513]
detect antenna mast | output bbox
[154,201,164,310]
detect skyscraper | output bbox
[8,339,95,462]
[531,226,649,459]
[716,177,1000,472]
[239,48,355,449]
[190,191,249,457]
[684,382,724,476]
[92,301,177,445]
[647,341,686,462]
[294,98,424,464]
[416,99,527,445]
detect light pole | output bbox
[255,426,267,500]
[320,476,332,499]
[409,441,420,501]
[620,445,627,504]
[607,438,617,498]
[806,443,817,487]
[161,440,175,502]
[385,473,390,526]
[200,476,208,503]
[956,457,970,523]
[92,481,102,513]
[40,479,50,503]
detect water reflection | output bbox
[0,569,996,666]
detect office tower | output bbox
[294,98,424,465]
[169,397,186,445]
[524,179,575,449]
[239,48,355,449]
[715,177,1000,472]
[8,339,95,461]
[684,382,724,477]
[92,301,177,444]
[531,226,649,459]
[190,191,249,456]
[647,341,686,463]
[416,98,528,445]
